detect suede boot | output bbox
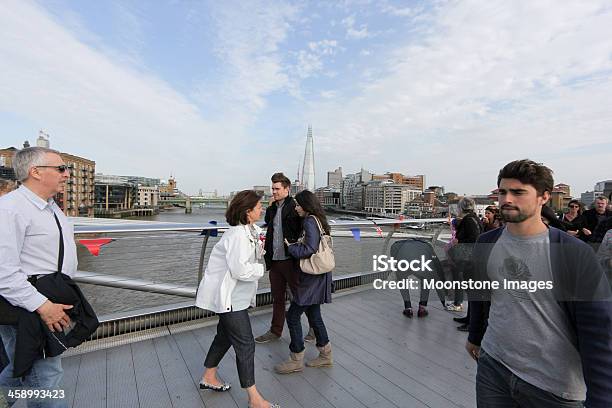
[306,343,333,368]
[274,351,304,374]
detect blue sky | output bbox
[1,0,611,195]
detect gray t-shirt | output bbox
[481,228,586,401]
[272,199,288,261]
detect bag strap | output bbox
[52,211,65,275]
[310,215,325,237]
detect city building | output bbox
[372,172,425,191]
[340,168,373,209]
[94,174,138,213]
[301,125,315,191]
[0,148,17,181]
[351,184,366,211]
[127,176,160,187]
[137,185,159,208]
[581,191,604,208]
[327,166,343,189]
[550,183,572,212]
[594,180,612,201]
[364,180,421,215]
[160,177,178,200]
[315,187,341,207]
[60,152,96,217]
[427,186,445,197]
[405,196,433,218]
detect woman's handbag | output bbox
[300,216,335,275]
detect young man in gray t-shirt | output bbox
[466,159,612,408]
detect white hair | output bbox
[458,197,475,214]
[12,147,61,182]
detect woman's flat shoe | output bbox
[200,381,231,392]
[248,403,280,408]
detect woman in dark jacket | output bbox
[559,199,584,237]
[448,198,482,331]
[274,190,333,374]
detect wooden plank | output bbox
[72,350,106,408]
[250,304,427,408]
[338,292,477,375]
[192,326,250,408]
[249,314,367,408]
[193,320,304,408]
[153,335,206,408]
[323,299,475,407]
[131,340,172,408]
[171,330,240,408]
[343,290,475,364]
[106,344,139,408]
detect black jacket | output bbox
[468,227,612,408]
[263,196,303,270]
[13,273,99,378]
[580,209,612,242]
[456,212,482,243]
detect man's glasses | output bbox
[36,165,70,173]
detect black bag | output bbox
[0,297,20,325]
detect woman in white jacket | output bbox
[196,190,279,408]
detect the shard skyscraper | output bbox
[301,125,315,191]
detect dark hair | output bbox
[484,205,498,213]
[497,159,554,196]
[567,199,583,215]
[225,190,262,226]
[271,172,291,188]
[294,190,331,235]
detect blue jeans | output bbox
[476,349,583,408]
[286,302,329,353]
[0,325,66,408]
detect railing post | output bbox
[197,230,211,283]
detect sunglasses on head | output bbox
[37,165,70,173]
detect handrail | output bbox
[73,218,448,234]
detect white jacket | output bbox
[195,224,265,313]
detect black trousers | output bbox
[204,309,255,388]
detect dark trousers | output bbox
[286,302,329,353]
[204,309,255,389]
[476,349,583,408]
[269,260,299,336]
[396,269,429,309]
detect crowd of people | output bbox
[1,150,611,408]
[445,160,612,408]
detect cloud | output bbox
[309,0,612,194]
[0,0,275,193]
[195,1,299,122]
[342,14,370,39]
[292,39,340,79]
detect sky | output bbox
[1,0,611,196]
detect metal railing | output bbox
[70,218,449,348]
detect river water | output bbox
[78,207,445,316]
